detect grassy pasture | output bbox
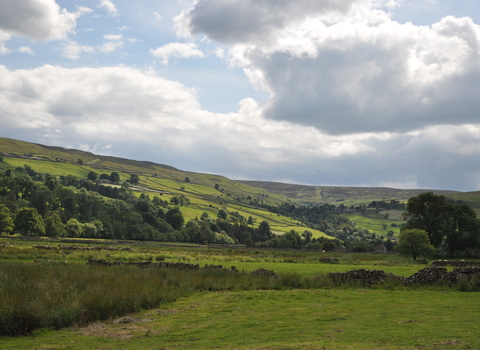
[1,288,479,349]
[342,213,404,236]
[1,238,479,349]
[0,239,422,276]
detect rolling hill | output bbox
[2,136,480,239]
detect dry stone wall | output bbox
[431,260,480,267]
[328,266,480,286]
[34,244,131,251]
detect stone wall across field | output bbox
[87,258,200,270]
[431,260,480,267]
[328,269,399,285]
[82,258,480,286]
[328,267,480,286]
[34,244,131,251]
[86,258,276,276]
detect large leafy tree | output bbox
[87,171,97,181]
[129,174,139,185]
[0,204,15,234]
[30,186,54,217]
[110,172,120,184]
[443,203,480,255]
[65,218,83,238]
[14,208,45,236]
[44,213,66,237]
[398,229,436,260]
[403,192,480,254]
[165,207,184,230]
[402,192,448,248]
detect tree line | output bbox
[398,192,480,259]
[0,166,339,249]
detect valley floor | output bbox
[2,289,479,350]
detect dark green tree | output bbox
[283,230,302,249]
[30,186,54,217]
[402,192,448,247]
[44,213,66,237]
[257,221,272,239]
[87,171,97,181]
[322,241,335,251]
[398,229,436,260]
[217,209,228,219]
[60,174,79,187]
[14,208,45,236]
[165,207,184,230]
[443,203,480,255]
[110,172,120,183]
[0,204,14,234]
[44,174,58,191]
[129,174,139,185]
[65,218,83,238]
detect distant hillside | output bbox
[2,136,479,210]
[237,180,461,206]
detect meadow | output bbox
[1,237,479,349]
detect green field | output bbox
[1,237,479,349]
[2,289,478,350]
[341,213,404,237]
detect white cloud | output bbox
[62,41,95,60]
[76,6,93,14]
[98,41,123,53]
[213,47,224,59]
[150,42,205,65]
[18,46,35,55]
[0,0,78,41]
[175,0,358,42]
[0,30,11,54]
[2,64,480,190]
[153,12,162,21]
[99,0,118,15]
[178,0,480,136]
[103,34,122,41]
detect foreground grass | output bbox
[0,262,283,336]
[2,289,479,350]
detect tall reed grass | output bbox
[0,262,334,336]
[1,261,477,336]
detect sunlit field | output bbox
[1,237,479,349]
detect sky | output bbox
[1,0,480,192]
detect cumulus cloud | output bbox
[98,41,123,53]
[99,0,118,15]
[62,41,95,60]
[0,0,78,41]
[177,0,480,136]
[103,34,122,41]
[0,30,10,54]
[18,46,35,55]
[150,42,205,65]
[76,6,93,14]
[1,64,480,190]
[175,0,358,42]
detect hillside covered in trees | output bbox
[2,137,480,255]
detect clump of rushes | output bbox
[0,262,294,336]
